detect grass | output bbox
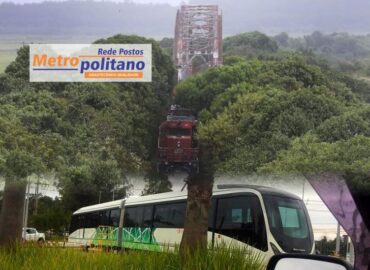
[358,75,370,83]
[0,50,16,73]
[0,244,265,270]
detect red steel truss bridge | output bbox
[173,5,223,80]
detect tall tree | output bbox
[0,150,44,245]
[180,143,215,255]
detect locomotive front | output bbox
[157,106,199,173]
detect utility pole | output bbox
[335,222,341,256]
[34,178,40,215]
[22,181,31,237]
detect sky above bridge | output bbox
[0,0,187,4]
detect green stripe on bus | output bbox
[92,227,160,251]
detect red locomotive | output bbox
[157,105,199,173]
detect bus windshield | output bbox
[263,195,313,253]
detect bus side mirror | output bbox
[267,254,353,270]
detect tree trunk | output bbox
[180,143,214,257]
[0,180,27,246]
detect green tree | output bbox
[142,162,172,195]
[159,37,174,57]
[274,32,289,47]
[28,196,70,234]
[315,236,347,256]
[4,46,29,80]
[0,100,51,245]
[0,150,44,245]
[0,34,176,245]
[58,156,127,212]
[179,143,215,255]
[223,32,279,58]
[175,56,370,253]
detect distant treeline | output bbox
[276,32,370,59]
[1,0,370,37]
[274,32,370,75]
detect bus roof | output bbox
[73,184,301,215]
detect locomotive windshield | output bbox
[263,195,314,253]
[164,128,191,136]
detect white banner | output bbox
[29,44,152,82]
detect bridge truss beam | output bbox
[174,5,223,80]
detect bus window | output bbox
[215,195,267,251]
[124,207,144,227]
[142,206,153,227]
[153,202,186,228]
[109,208,120,227]
[99,210,109,226]
[123,206,153,227]
[70,214,85,233]
[85,212,100,228]
[278,206,304,237]
[264,195,313,253]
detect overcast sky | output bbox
[0,0,187,5]
[132,0,185,4]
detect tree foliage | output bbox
[28,196,70,234]
[175,56,370,182]
[0,35,175,215]
[224,32,278,58]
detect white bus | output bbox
[68,185,315,261]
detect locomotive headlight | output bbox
[177,141,181,148]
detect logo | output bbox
[30,44,152,82]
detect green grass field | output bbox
[0,245,265,270]
[359,76,370,83]
[0,49,17,73]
